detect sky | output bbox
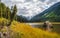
[1,0,60,19]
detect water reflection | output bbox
[26,23,60,34]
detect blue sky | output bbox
[1,0,60,18]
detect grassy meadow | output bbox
[0,18,60,38]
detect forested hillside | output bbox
[30,2,60,22]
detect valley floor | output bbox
[0,18,60,38]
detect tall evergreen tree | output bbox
[7,5,17,26]
[0,3,2,18]
[5,7,11,19]
[0,3,6,18]
[11,5,17,21]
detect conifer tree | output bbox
[7,5,17,26]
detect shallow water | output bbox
[27,23,60,33]
[53,24,60,33]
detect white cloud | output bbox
[1,0,60,19]
[11,0,25,3]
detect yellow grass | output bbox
[0,18,60,38]
[10,21,60,38]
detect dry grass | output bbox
[0,18,60,38]
[10,21,60,38]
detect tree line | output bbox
[0,2,17,20]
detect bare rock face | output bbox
[43,21,53,32]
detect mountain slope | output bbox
[30,2,60,22]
